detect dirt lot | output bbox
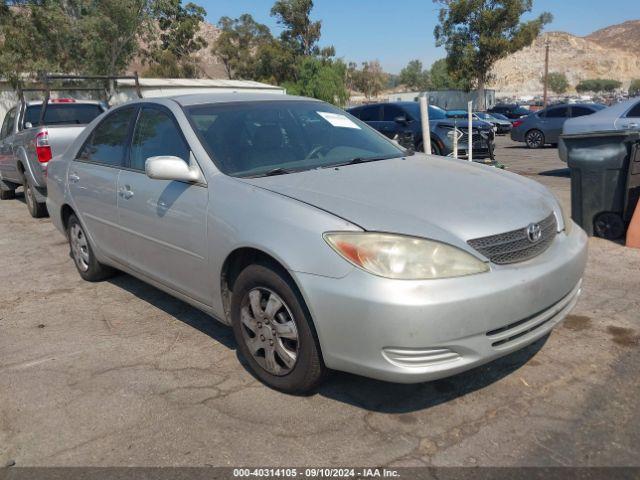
[1,136,639,467]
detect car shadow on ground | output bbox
[107,273,237,350]
[107,271,548,412]
[316,337,547,413]
[539,168,570,177]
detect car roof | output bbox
[169,92,316,107]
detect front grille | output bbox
[467,213,557,265]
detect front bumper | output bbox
[294,225,587,383]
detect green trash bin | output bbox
[562,131,640,239]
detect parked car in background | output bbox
[348,102,495,159]
[488,104,531,120]
[510,103,606,149]
[0,99,106,217]
[558,97,640,162]
[475,112,513,134]
[445,110,512,135]
[46,93,586,393]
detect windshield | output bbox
[186,100,405,177]
[24,104,103,127]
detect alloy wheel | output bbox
[25,183,35,212]
[526,130,544,148]
[239,287,299,376]
[70,223,90,272]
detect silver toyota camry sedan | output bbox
[46,93,587,393]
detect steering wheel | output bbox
[305,145,329,160]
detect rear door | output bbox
[116,105,210,304]
[0,107,19,182]
[356,105,383,132]
[617,101,640,131]
[540,106,569,143]
[69,106,137,262]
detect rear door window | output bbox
[78,107,136,167]
[130,107,190,171]
[358,106,382,122]
[545,106,569,118]
[571,106,595,117]
[24,104,104,127]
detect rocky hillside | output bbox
[490,20,640,96]
[127,21,228,79]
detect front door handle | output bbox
[119,186,134,199]
[69,173,80,183]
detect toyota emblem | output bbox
[527,223,542,243]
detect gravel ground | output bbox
[0,136,639,467]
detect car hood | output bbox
[238,154,557,248]
[435,119,493,130]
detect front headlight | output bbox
[323,232,489,280]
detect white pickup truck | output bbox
[0,99,106,217]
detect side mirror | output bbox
[24,122,33,129]
[145,155,202,183]
[394,115,409,125]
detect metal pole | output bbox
[467,100,473,162]
[452,120,458,159]
[542,39,550,109]
[419,95,431,154]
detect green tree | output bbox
[398,60,431,90]
[544,72,569,94]
[630,79,640,97]
[576,79,622,93]
[434,0,552,109]
[211,14,273,79]
[145,0,207,78]
[270,0,321,56]
[429,58,466,90]
[351,60,387,99]
[283,57,348,106]
[0,0,155,80]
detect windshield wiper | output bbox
[324,154,401,169]
[264,167,294,176]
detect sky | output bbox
[198,0,639,74]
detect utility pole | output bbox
[542,38,550,108]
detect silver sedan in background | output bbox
[46,93,587,393]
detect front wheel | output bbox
[67,214,116,282]
[418,140,441,156]
[231,263,326,393]
[525,129,545,149]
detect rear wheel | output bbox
[0,188,15,200]
[525,129,545,149]
[231,263,326,393]
[23,178,48,218]
[67,214,116,282]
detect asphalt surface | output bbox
[1,136,639,467]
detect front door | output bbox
[68,106,136,262]
[117,106,210,304]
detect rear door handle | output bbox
[69,173,80,183]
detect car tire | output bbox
[67,214,116,282]
[593,212,625,240]
[418,141,441,156]
[23,178,48,218]
[0,188,16,200]
[231,263,327,394]
[525,129,545,149]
